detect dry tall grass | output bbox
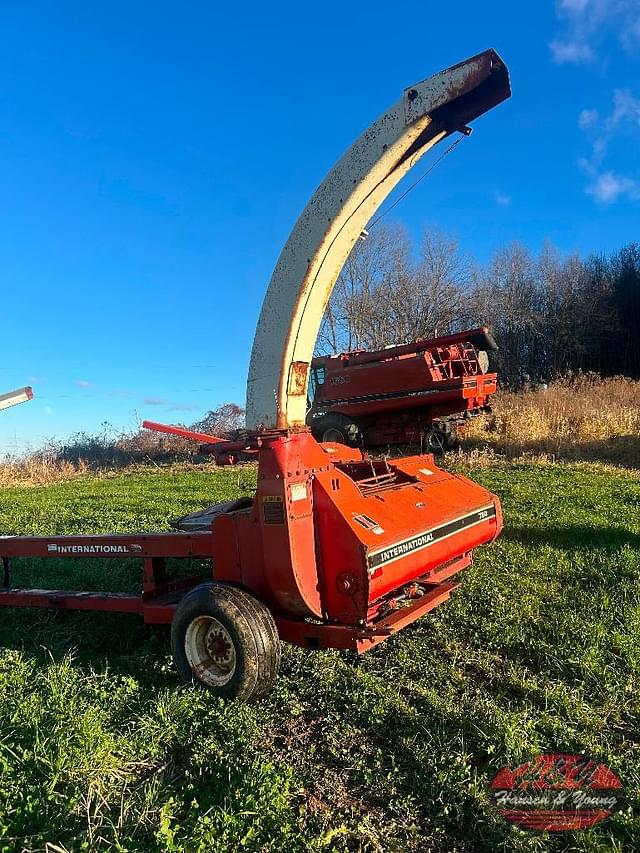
[466,373,640,465]
[0,428,199,487]
[0,456,90,487]
[2,374,639,486]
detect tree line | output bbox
[317,226,640,388]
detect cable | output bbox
[368,133,466,230]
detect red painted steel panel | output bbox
[0,532,214,558]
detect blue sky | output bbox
[1,0,638,453]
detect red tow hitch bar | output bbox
[142,420,257,465]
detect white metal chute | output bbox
[246,49,511,430]
[0,387,33,412]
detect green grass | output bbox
[0,461,638,852]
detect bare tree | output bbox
[317,224,471,354]
[468,242,542,386]
[191,403,245,437]
[317,225,405,353]
[379,228,471,343]
[319,223,640,387]
[537,243,591,376]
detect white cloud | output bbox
[550,38,595,63]
[621,13,640,48]
[586,170,640,202]
[579,89,640,156]
[550,0,640,63]
[494,190,512,207]
[578,108,599,129]
[611,88,640,125]
[578,88,640,203]
[555,3,640,202]
[143,396,197,412]
[561,0,590,11]
[73,379,94,388]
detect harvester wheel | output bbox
[314,414,361,447]
[426,422,458,453]
[425,429,446,454]
[444,427,459,451]
[171,582,281,702]
[438,423,458,450]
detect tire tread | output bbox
[171,582,281,702]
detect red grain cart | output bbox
[308,327,498,452]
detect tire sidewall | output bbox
[172,584,262,701]
[316,415,359,446]
[321,424,348,443]
[426,429,445,454]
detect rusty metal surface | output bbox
[0,589,143,613]
[274,579,460,652]
[287,360,309,396]
[246,49,511,431]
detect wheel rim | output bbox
[184,615,237,687]
[322,427,345,443]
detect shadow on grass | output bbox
[281,644,628,852]
[503,524,640,551]
[0,607,177,691]
[0,555,209,687]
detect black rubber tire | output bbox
[442,425,459,451]
[313,414,360,446]
[171,582,281,702]
[425,429,446,454]
[427,422,458,453]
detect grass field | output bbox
[0,461,638,852]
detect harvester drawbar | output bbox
[0,50,510,701]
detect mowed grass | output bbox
[0,462,637,852]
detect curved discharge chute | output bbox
[246,49,510,430]
[0,387,33,412]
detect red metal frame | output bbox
[0,542,469,645]
[0,531,211,624]
[0,430,502,654]
[142,420,227,444]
